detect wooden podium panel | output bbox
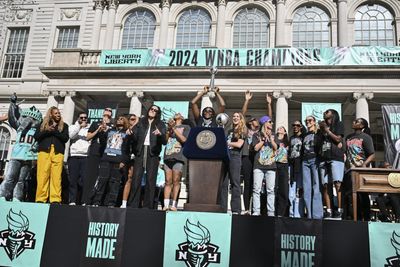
[348,168,400,221]
[184,159,225,212]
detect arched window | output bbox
[292,6,330,48]
[176,9,211,49]
[354,4,394,46]
[233,8,269,48]
[0,126,11,176]
[121,10,156,49]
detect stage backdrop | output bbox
[301,103,342,123]
[100,47,400,67]
[382,105,400,167]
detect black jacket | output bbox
[35,123,69,154]
[131,118,167,157]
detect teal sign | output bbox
[100,47,400,67]
[0,202,49,267]
[301,103,342,123]
[369,222,400,267]
[163,211,231,267]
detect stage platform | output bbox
[0,201,398,267]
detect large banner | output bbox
[369,222,400,267]
[274,218,322,267]
[0,202,49,267]
[382,105,400,167]
[163,211,232,267]
[301,103,342,123]
[100,47,400,68]
[80,207,126,267]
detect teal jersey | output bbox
[11,128,38,160]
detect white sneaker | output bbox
[69,202,76,206]
[120,204,126,208]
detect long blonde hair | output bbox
[233,112,247,139]
[41,106,64,132]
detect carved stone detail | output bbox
[161,0,171,9]
[126,91,144,98]
[60,8,82,21]
[353,92,374,100]
[107,0,119,9]
[8,9,33,22]
[94,0,105,10]
[273,91,292,99]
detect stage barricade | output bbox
[0,202,399,267]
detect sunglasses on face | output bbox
[79,116,87,120]
[305,119,314,123]
[204,109,213,113]
[149,107,159,112]
[104,108,112,112]
[292,124,301,127]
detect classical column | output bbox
[275,0,286,47]
[104,0,118,49]
[158,0,170,48]
[62,91,76,160]
[91,0,105,49]
[273,91,292,132]
[45,91,59,109]
[337,0,348,47]
[127,91,143,117]
[62,91,76,126]
[215,0,226,48]
[353,92,373,123]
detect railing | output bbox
[51,49,101,67]
[80,50,101,66]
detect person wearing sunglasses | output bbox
[82,107,114,205]
[288,120,306,218]
[163,113,190,211]
[128,105,167,209]
[345,118,375,221]
[190,85,226,127]
[121,114,139,208]
[318,109,345,219]
[92,116,130,207]
[302,116,323,219]
[67,112,90,205]
[251,115,277,216]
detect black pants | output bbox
[67,156,86,204]
[92,161,126,206]
[220,153,242,213]
[276,163,289,216]
[128,149,160,209]
[82,155,100,205]
[241,155,253,211]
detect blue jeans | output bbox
[319,160,345,184]
[253,168,275,216]
[0,159,32,201]
[302,158,323,219]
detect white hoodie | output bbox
[69,121,90,157]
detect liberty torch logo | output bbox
[0,209,36,260]
[386,231,400,266]
[175,219,221,267]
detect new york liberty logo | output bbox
[386,231,400,266]
[0,209,36,260]
[175,219,221,267]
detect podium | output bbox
[183,127,229,212]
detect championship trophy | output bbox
[207,66,218,98]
